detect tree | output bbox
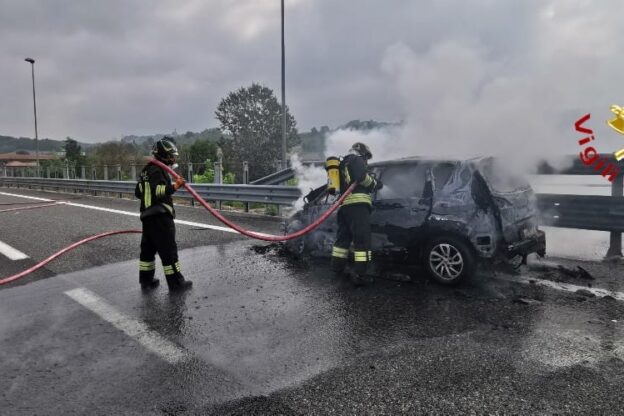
[64,137,82,162]
[215,83,299,181]
[87,141,142,169]
[64,137,86,177]
[178,139,217,174]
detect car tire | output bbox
[424,235,475,285]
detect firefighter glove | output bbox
[174,177,186,190]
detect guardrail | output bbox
[537,194,624,232]
[250,167,294,185]
[0,177,301,206]
[537,154,623,257]
[2,155,623,258]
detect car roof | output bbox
[369,156,490,168]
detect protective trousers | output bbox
[331,203,372,276]
[139,214,181,284]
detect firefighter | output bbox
[135,137,192,291]
[331,142,383,286]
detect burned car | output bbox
[285,157,546,285]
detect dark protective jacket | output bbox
[135,163,176,220]
[339,154,378,206]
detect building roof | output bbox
[5,161,38,167]
[0,152,59,161]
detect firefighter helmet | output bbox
[351,142,372,160]
[152,137,179,164]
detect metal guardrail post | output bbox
[81,165,86,180]
[92,167,97,196]
[214,161,222,209]
[187,163,194,206]
[103,165,109,181]
[607,174,623,258]
[117,165,122,198]
[131,164,137,181]
[243,161,249,212]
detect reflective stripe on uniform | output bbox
[162,203,173,215]
[139,260,155,271]
[360,175,373,187]
[353,251,368,262]
[342,193,372,206]
[144,181,152,208]
[163,265,175,276]
[332,246,349,259]
[368,251,372,261]
[342,167,351,185]
[174,262,181,272]
[156,184,166,197]
[138,183,143,193]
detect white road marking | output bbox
[507,275,624,301]
[65,287,187,364]
[0,190,238,234]
[0,240,29,260]
[0,191,53,202]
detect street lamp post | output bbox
[280,0,287,170]
[25,58,40,176]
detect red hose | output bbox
[0,230,142,285]
[150,158,354,242]
[1,161,351,284]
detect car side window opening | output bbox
[478,159,530,193]
[432,163,455,190]
[376,164,430,200]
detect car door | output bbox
[370,162,433,250]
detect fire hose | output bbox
[149,158,355,242]
[0,230,142,285]
[0,160,354,285]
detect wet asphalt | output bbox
[1,187,624,415]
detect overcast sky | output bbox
[2,0,624,151]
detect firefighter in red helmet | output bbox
[135,137,192,291]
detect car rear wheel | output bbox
[424,236,475,285]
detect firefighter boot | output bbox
[166,272,193,292]
[139,270,160,291]
[331,246,349,278]
[331,257,348,278]
[349,260,373,287]
[347,269,373,286]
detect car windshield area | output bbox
[374,162,456,199]
[375,163,429,199]
[477,158,530,193]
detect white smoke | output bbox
[321,0,624,172]
[323,39,576,173]
[290,153,328,211]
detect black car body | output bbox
[285,156,546,284]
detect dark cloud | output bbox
[1,0,622,145]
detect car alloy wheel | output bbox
[429,243,464,281]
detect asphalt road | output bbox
[1,187,624,415]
